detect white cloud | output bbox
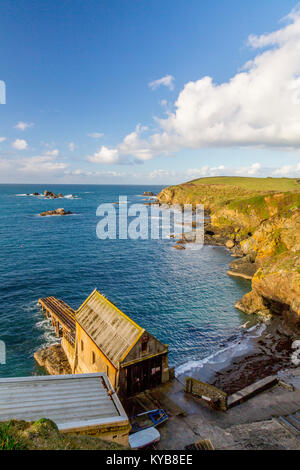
[96,8,300,165]
[87,125,169,165]
[149,75,175,91]
[148,169,177,180]
[0,137,6,144]
[0,157,11,170]
[19,155,68,173]
[66,168,126,178]
[186,166,226,179]
[12,139,28,150]
[68,142,75,151]
[273,162,300,176]
[87,132,104,139]
[87,146,120,164]
[44,148,59,157]
[235,162,261,176]
[14,122,34,131]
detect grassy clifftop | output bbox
[157,177,300,237]
[157,176,300,210]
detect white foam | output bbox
[175,322,266,377]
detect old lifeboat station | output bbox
[38,289,170,397]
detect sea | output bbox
[0,184,259,380]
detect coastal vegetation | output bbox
[0,419,127,450]
[157,176,300,321]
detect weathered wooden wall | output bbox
[124,332,167,364]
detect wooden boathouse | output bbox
[38,289,170,397]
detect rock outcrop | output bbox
[43,190,62,199]
[40,208,72,216]
[34,344,72,375]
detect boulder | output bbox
[143,191,156,196]
[226,239,235,249]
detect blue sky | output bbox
[1,0,300,183]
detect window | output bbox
[81,340,84,352]
[92,351,96,364]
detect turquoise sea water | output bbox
[0,184,253,378]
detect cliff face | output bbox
[235,252,300,320]
[157,179,300,323]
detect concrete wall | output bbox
[69,421,131,447]
[184,376,228,411]
[74,325,117,388]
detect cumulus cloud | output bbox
[87,125,157,164]
[87,146,120,164]
[87,132,104,139]
[90,7,300,165]
[0,137,6,144]
[12,139,28,150]
[273,162,300,176]
[235,162,262,176]
[14,121,34,131]
[149,74,175,91]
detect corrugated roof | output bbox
[0,373,128,432]
[76,289,144,367]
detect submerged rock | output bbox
[173,244,185,250]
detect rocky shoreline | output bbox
[211,317,300,395]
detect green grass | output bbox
[0,422,27,450]
[187,176,300,192]
[0,419,128,451]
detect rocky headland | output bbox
[157,177,300,323]
[157,176,300,385]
